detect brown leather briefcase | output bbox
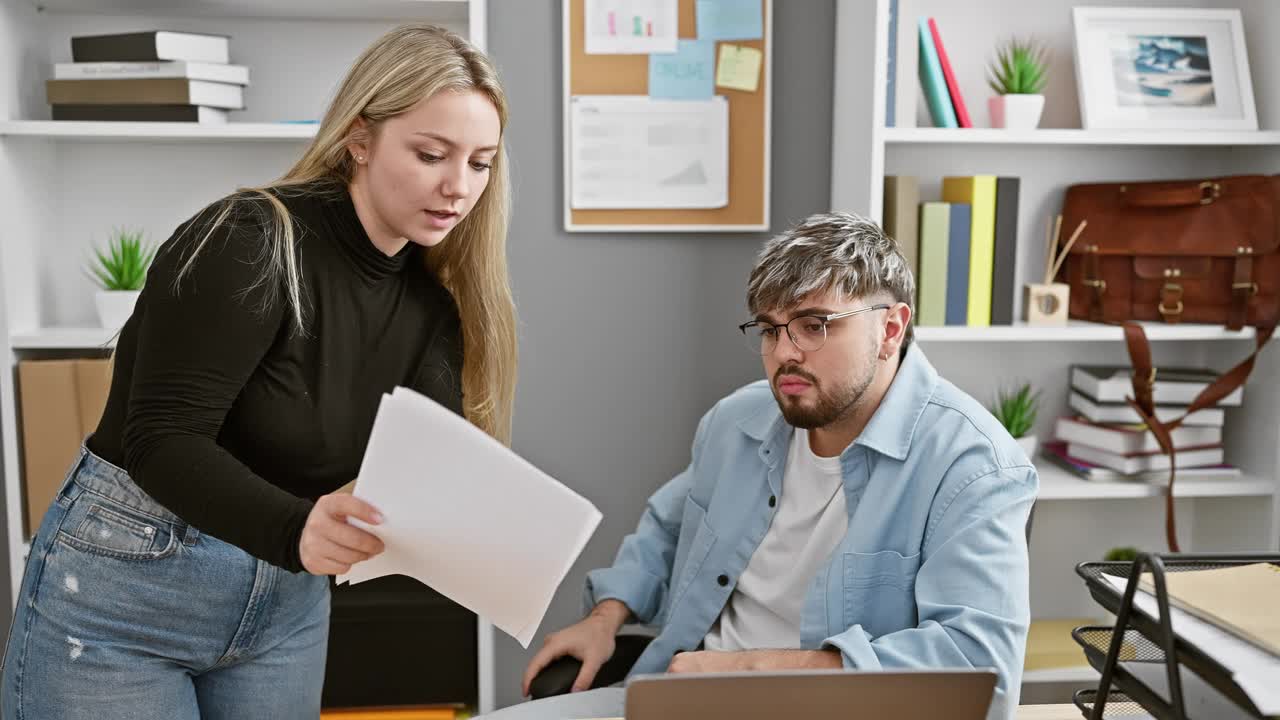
[1058,175,1279,330]
[1056,175,1278,551]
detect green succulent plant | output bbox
[88,228,156,291]
[989,382,1040,439]
[1104,546,1140,562]
[987,37,1049,95]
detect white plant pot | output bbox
[1015,434,1039,459]
[988,94,1045,129]
[94,290,141,331]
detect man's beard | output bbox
[771,352,878,430]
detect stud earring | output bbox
[355,155,365,163]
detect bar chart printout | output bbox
[584,0,679,54]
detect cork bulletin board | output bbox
[562,0,772,232]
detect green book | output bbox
[917,202,951,327]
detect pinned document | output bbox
[585,0,679,54]
[336,388,602,648]
[650,39,715,99]
[694,0,763,41]
[715,43,761,92]
[569,95,729,209]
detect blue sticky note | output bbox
[695,0,763,41]
[649,39,716,99]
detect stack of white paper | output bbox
[1101,574,1280,715]
[337,387,602,648]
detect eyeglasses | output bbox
[738,304,891,355]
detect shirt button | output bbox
[768,495,777,508]
[717,574,729,587]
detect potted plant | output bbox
[87,228,155,330]
[987,37,1048,129]
[990,382,1042,457]
[1104,546,1140,563]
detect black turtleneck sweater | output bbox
[88,184,464,573]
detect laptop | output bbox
[624,669,998,720]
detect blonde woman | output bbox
[2,24,515,719]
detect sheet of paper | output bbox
[715,43,762,92]
[570,94,728,209]
[585,0,678,54]
[694,0,763,41]
[649,39,715,99]
[1101,574,1280,714]
[336,387,602,648]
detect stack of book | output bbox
[882,174,1019,327]
[47,30,248,124]
[1045,365,1243,481]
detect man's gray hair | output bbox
[746,211,915,348]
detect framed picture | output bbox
[1072,7,1257,130]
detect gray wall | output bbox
[489,0,835,709]
[0,0,836,710]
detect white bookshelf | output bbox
[832,0,1280,694]
[881,127,1280,147]
[1034,463,1274,502]
[9,327,117,349]
[30,0,475,22]
[0,0,494,713]
[915,321,1258,344]
[12,320,1259,350]
[0,120,318,140]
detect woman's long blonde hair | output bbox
[176,24,517,443]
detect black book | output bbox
[991,176,1020,325]
[71,31,230,64]
[51,104,228,124]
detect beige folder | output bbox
[1141,563,1280,656]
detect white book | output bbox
[182,80,243,109]
[1054,417,1222,455]
[46,78,243,110]
[1042,441,1240,482]
[55,61,249,86]
[1071,365,1243,406]
[71,30,230,64]
[1067,442,1224,474]
[1068,391,1224,427]
[189,106,229,124]
[154,31,228,64]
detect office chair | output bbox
[529,503,1037,699]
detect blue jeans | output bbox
[1,446,331,719]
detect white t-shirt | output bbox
[702,428,849,651]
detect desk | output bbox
[479,688,1085,720]
[1014,705,1082,720]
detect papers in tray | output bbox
[1100,573,1280,715]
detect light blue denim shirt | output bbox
[584,344,1037,712]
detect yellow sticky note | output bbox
[715,43,762,92]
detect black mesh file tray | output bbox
[1073,553,1280,720]
[1073,688,1153,718]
